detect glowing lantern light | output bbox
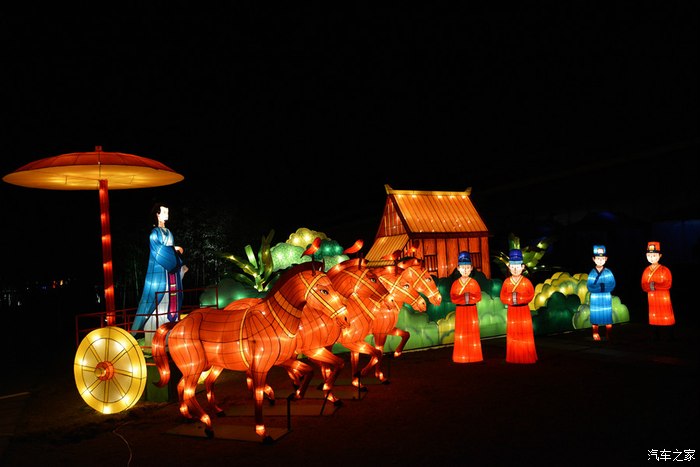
[642,241,675,327]
[499,249,537,364]
[73,326,147,413]
[150,260,349,442]
[450,251,483,363]
[3,146,183,324]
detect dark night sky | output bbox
[1,5,697,287]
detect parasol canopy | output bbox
[2,148,183,190]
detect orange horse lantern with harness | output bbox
[258,240,398,405]
[151,245,348,443]
[290,241,395,403]
[314,250,441,389]
[369,254,442,382]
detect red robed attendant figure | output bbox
[450,251,483,363]
[499,249,537,364]
[641,241,675,340]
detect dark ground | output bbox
[1,309,697,467]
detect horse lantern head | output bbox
[397,257,442,306]
[300,267,349,329]
[377,266,428,312]
[328,257,396,312]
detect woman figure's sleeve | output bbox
[151,230,179,272]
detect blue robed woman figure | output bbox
[132,203,188,347]
[587,245,616,341]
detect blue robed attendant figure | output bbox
[132,204,188,348]
[587,245,615,341]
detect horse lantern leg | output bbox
[389,327,411,358]
[203,365,227,416]
[249,369,274,443]
[343,341,384,387]
[279,358,315,401]
[162,315,216,438]
[304,348,345,404]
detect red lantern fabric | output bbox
[450,276,483,363]
[295,258,393,401]
[500,275,537,364]
[641,263,675,326]
[151,262,348,441]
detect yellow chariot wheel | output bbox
[74,326,148,414]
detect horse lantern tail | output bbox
[302,237,322,257]
[151,321,177,388]
[343,239,364,255]
[302,237,323,274]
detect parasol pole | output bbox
[99,178,116,324]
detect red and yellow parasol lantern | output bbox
[3,146,183,324]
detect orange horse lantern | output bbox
[245,257,392,406]
[319,255,442,388]
[285,256,395,403]
[366,256,442,383]
[151,260,348,442]
[262,242,395,405]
